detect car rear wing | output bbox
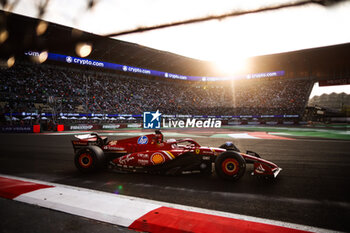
[74,133,99,140]
[72,133,107,152]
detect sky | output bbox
[309,83,350,98]
[5,0,350,97]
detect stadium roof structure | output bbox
[0,10,218,77]
[251,43,350,77]
[1,10,350,79]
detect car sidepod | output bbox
[112,149,212,175]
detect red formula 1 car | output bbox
[71,130,282,181]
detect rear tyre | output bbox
[215,151,246,181]
[74,146,106,173]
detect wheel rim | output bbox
[222,158,239,175]
[79,153,92,168]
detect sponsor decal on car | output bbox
[202,150,214,154]
[119,155,134,165]
[137,153,149,159]
[137,136,148,144]
[103,146,125,151]
[73,141,88,145]
[151,152,165,165]
[138,159,149,166]
[255,164,266,174]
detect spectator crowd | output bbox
[0,62,313,121]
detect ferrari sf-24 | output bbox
[71,130,282,181]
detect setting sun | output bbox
[213,55,248,76]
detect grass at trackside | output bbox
[103,126,350,140]
[220,126,350,140]
[313,124,350,128]
[59,125,349,140]
[105,125,350,140]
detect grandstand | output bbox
[0,62,312,115]
[1,10,349,127]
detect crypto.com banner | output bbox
[24,51,285,81]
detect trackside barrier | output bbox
[0,125,33,133]
[56,124,64,132]
[0,174,332,233]
[33,125,40,133]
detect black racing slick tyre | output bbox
[74,146,106,173]
[215,151,246,181]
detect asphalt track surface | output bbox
[0,130,350,232]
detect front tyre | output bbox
[74,146,106,173]
[215,152,246,181]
